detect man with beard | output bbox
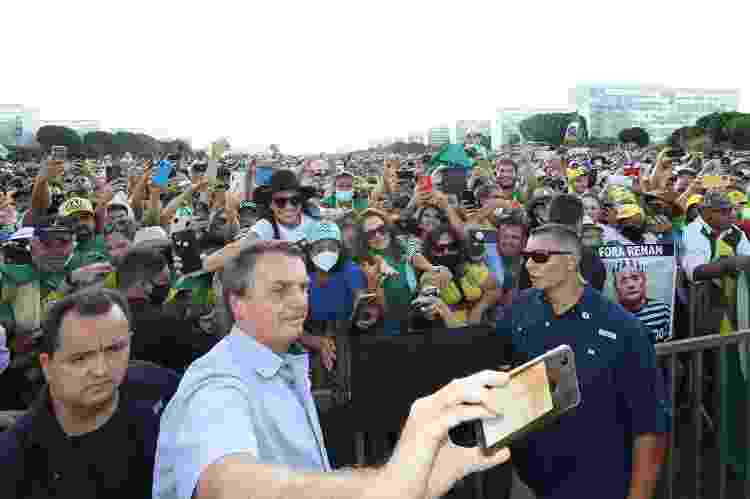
[116,241,218,373]
[59,197,109,269]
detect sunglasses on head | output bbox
[272,195,303,208]
[521,250,572,264]
[365,225,387,240]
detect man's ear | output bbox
[39,353,51,381]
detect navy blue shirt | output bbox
[0,362,179,499]
[496,286,669,499]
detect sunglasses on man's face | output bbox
[272,196,303,209]
[432,241,459,255]
[365,225,387,241]
[521,250,573,264]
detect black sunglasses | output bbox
[522,250,572,264]
[272,196,303,209]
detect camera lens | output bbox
[561,356,569,366]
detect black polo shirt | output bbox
[0,363,178,499]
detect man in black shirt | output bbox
[117,241,219,372]
[0,288,179,499]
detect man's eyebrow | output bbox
[270,279,310,286]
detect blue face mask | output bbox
[336,190,354,203]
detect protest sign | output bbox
[597,243,676,343]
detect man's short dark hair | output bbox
[116,242,170,291]
[547,194,584,227]
[41,288,131,356]
[530,223,582,259]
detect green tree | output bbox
[696,111,745,143]
[519,113,588,146]
[726,115,750,150]
[83,131,116,157]
[36,125,82,153]
[617,127,650,148]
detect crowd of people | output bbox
[1,139,748,498]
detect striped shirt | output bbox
[631,299,672,344]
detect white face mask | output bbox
[312,250,339,272]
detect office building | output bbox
[496,107,571,146]
[428,125,451,146]
[571,83,740,143]
[41,120,103,138]
[0,104,41,146]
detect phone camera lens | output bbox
[561,356,569,366]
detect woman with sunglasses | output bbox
[201,170,319,272]
[420,225,500,327]
[355,209,417,336]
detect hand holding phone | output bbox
[477,345,580,451]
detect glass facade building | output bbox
[428,125,451,146]
[571,83,740,143]
[0,105,40,146]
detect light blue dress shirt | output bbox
[153,327,330,499]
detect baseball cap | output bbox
[727,190,748,207]
[307,221,342,244]
[701,191,733,210]
[59,197,95,217]
[616,204,644,220]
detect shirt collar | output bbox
[226,326,306,380]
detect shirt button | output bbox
[582,312,591,320]
[53,472,62,481]
[545,321,550,327]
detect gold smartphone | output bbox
[477,344,581,451]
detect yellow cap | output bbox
[616,203,644,220]
[59,197,95,217]
[727,190,747,206]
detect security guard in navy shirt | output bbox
[0,288,179,499]
[497,224,669,499]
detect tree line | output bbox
[25,125,193,159]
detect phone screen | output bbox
[255,166,274,187]
[481,362,554,445]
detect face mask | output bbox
[313,250,339,272]
[336,190,354,203]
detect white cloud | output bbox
[6,0,748,153]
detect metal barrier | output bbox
[656,330,750,499]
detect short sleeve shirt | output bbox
[153,329,330,499]
[250,214,317,242]
[496,287,669,499]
